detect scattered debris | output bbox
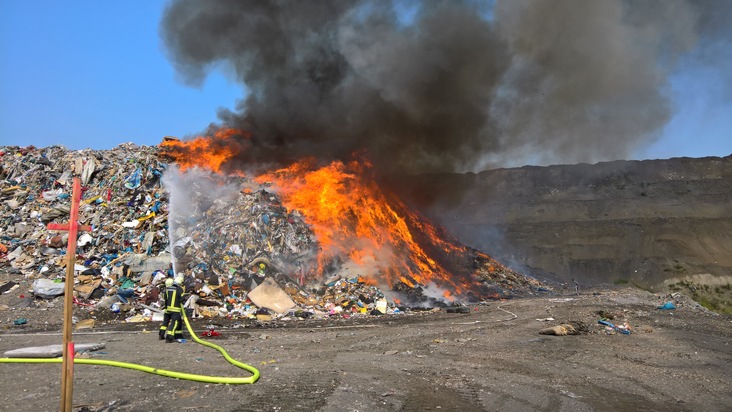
[0,281,18,294]
[598,319,631,335]
[75,318,96,330]
[539,324,578,336]
[246,278,297,314]
[657,301,676,310]
[32,278,65,299]
[4,343,106,358]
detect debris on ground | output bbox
[4,343,106,358]
[539,323,578,336]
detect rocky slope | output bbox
[405,155,732,293]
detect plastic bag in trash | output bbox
[124,168,142,189]
[32,278,65,299]
[41,188,65,201]
[78,233,94,246]
[657,301,676,310]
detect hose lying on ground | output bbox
[0,306,260,384]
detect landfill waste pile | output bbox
[0,143,547,327]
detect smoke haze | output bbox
[162,165,242,243]
[161,0,731,174]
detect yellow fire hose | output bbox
[0,307,260,384]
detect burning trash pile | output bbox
[0,142,546,326]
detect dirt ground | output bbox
[1,281,731,412]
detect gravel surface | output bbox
[1,281,731,412]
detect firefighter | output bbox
[158,278,174,340]
[161,275,185,343]
[256,262,267,279]
[172,274,187,340]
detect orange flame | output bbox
[256,158,473,294]
[157,129,517,299]
[159,128,247,173]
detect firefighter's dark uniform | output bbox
[160,281,184,342]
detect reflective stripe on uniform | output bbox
[166,289,181,312]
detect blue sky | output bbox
[1,1,730,163]
[0,1,242,150]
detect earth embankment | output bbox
[404,155,732,288]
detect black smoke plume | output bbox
[161,0,731,174]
